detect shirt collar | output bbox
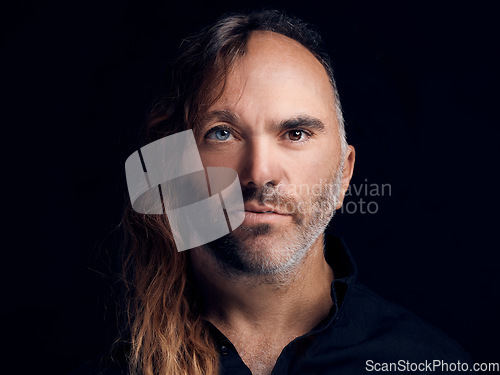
[307,233,357,333]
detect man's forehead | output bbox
[233,31,331,88]
[245,31,325,67]
[204,31,337,129]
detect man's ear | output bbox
[335,145,355,210]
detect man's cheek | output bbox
[297,201,309,215]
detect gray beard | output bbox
[202,168,343,282]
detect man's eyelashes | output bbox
[204,126,313,143]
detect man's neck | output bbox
[190,234,334,339]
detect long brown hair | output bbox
[120,9,344,375]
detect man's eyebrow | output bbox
[202,111,326,133]
[274,116,327,133]
[203,110,240,125]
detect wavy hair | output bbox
[120,9,344,375]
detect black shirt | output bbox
[72,235,475,374]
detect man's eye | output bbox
[205,128,234,141]
[286,130,310,142]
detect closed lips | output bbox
[244,203,285,214]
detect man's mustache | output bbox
[242,185,297,207]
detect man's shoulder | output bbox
[339,283,473,362]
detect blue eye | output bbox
[206,127,233,141]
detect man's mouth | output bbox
[241,202,290,224]
[244,202,282,214]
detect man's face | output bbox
[196,31,353,276]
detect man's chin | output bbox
[234,223,272,236]
[202,225,309,277]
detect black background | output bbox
[2,0,499,374]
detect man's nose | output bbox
[238,139,282,188]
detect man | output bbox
[74,9,474,375]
